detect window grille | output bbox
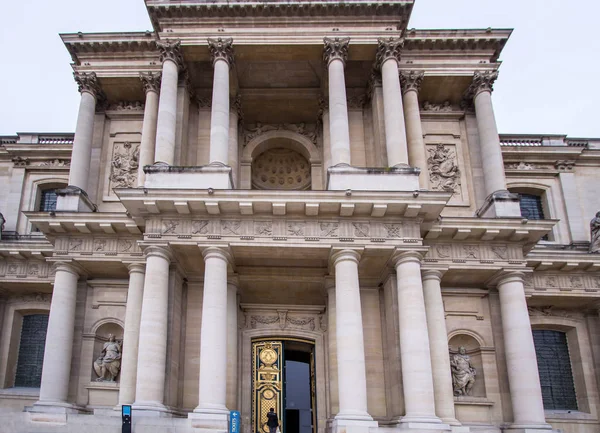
[518,194,545,220]
[533,330,578,410]
[38,189,58,212]
[14,314,49,387]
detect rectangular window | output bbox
[14,314,49,387]
[519,194,545,220]
[38,189,58,212]
[533,330,578,410]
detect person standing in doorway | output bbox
[267,407,279,433]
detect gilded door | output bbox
[253,340,284,433]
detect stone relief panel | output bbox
[425,243,522,263]
[244,123,317,146]
[426,144,462,199]
[6,293,52,304]
[146,218,421,243]
[251,148,311,191]
[54,236,142,257]
[528,273,600,292]
[109,141,140,191]
[245,312,322,332]
[0,259,52,280]
[527,306,584,321]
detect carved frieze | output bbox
[7,293,52,304]
[31,159,70,167]
[426,243,521,262]
[427,144,461,197]
[247,313,318,332]
[146,218,421,242]
[244,123,317,146]
[528,306,583,321]
[528,272,600,292]
[109,142,140,189]
[107,101,145,111]
[422,101,454,112]
[54,236,142,257]
[0,259,51,280]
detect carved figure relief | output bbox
[252,148,312,190]
[463,245,479,259]
[422,101,453,112]
[255,221,273,236]
[506,161,536,170]
[590,211,600,253]
[427,144,461,195]
[94,240,107,251]
[569,276,583,288]
[93,334,122,382]
[244,123,317,146]
[436,245,451,258]
[110,142,140,189]
[287,222,305,237]
[450,346,476,396]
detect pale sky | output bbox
[0,0,598,137]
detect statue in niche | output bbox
[93,334,122,382]
[427,144,460,194]
[589,211,600,253]
[450,346,476,396]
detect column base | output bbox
[131,401,172,417]
[397,415,450,433]
[189,408,229,431]
[331,417,378,433]
[26,400,90,424]
[327,164,421,191]
[503,423,556,433]
[144,163,233,189]
[56,186,97,212]
[476,190,521,218]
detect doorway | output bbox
[252,338,316,433]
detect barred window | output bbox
[518,194,545,220]
[14,314,49,387]
[533,330,578,410]
[38,189,58,212]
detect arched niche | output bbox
[92,321,124,382]
[240,130,323,190]
[448,332,487,398]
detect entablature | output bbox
[115,188,451,221]
[24,212,142,238]
[525,247,600,273]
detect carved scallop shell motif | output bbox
[252,148,311,190]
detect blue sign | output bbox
[229,410,241,433]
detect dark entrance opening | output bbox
[283,341,314,433]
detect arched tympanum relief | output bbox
[252,148,311,190]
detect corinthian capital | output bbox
[323,37,350,66]
[399,70,424,94]
[208,37,234,66]
[139,72,162,94]
[465,70,499,99]
[74,72,102,97]
[375,37,404,68]
[156,39,184,68]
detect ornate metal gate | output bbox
[252,340,284,433]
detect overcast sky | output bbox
[0,0,598,137]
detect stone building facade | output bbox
[0,1,599,433]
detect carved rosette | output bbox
[74,72,102,97]
[464,70,499,99]
[375,37,404,69]
[208,37,234,66]
[156,39,184,68]
[399,70,424,94]
[323,37,350,66]
[140,72,162,94]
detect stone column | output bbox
[208,38,234,165]
[421,269,459,425]
[331,249,375,432]
[226,277,239,411]
[190,247,231,429]
[376,38,408,167]
[400,71,429,189]
[326,280,339,415]
[393,251,442,426]
[69,72,102,192]
[228,95,241,187]
[496,272,550,430]
[466,71,506,195]
[138,72,161,185]
[133,246,172,413]
[323,37,352,166]
[117,263,146,406]
[154,40,183,166]
[36,262,80,406]
[319,98,332,175]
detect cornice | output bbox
[146,1,413,32]
[61,32,158,65]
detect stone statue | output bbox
[93,334,122,382]
[450,346,476,396]
[590,211,600,253]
